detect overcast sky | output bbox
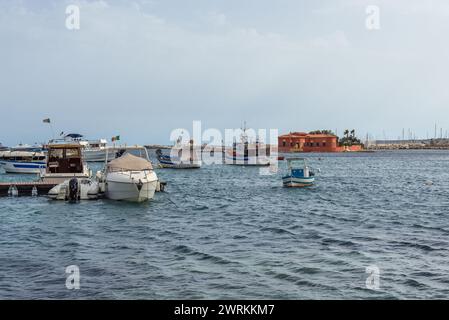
[1,0,449,145]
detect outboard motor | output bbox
[68,178,79,202]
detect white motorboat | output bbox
[81,138,112,162]
[62,133,113,162]
[98,150,158,202]
[0,150,46,174]
[39,142,91,184]
[48,177,100,201]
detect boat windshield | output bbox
[47,147,83,173]
[66,148,81,158]
[49,148,64,159]
[289,160,306,169]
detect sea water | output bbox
[0,150,449,299]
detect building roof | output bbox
[279,132,308,138]
[279,132,337,139]
[306,134,337,138]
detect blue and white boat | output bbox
[0,150,46,174]
[282,158,315,187]
[156,149,201,168]
[155,138,201,169]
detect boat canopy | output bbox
[107,153,153,171]
[0,150,45,158]
[65,133,84,139]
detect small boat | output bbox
[48,178,100,201]
[225,124,271,166]
[99,150,158,202]
[282,158,315,187]
[0,150,46,174]
[39,141,91,184]
[156,138,201,169]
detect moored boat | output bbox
[0,150,46,174]
[48,178,100,201]
[282,158,315,187]
[39,142,91,184]
[225,124,271,166]
[98,150,158,202]
[155,137,201,169]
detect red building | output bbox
[278,132,363,152]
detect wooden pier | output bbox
[0,179,167,197]
[0,180,61,197]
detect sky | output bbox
[1,0,449,145]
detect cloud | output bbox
[311,30,350,49]
[1,0,449,144]
[206,11,228,27]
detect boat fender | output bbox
[31,186,38,197]
[68,178,79,202]
[8,185,18,197]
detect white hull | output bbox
[0,161,45,174]
[282,176,314,187]
[105,170,158,202]
[48,178,100,200]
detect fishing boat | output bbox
[39,142,91,184]
[98,148,158,202]
[282,158,315,187]
[48,178,100,201]
[225,124,271,166]
[156,138,201,169]
[0,150,46,174]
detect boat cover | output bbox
[107,153,153,171]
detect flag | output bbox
[43,118,51,123]
[111,135,120,142]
